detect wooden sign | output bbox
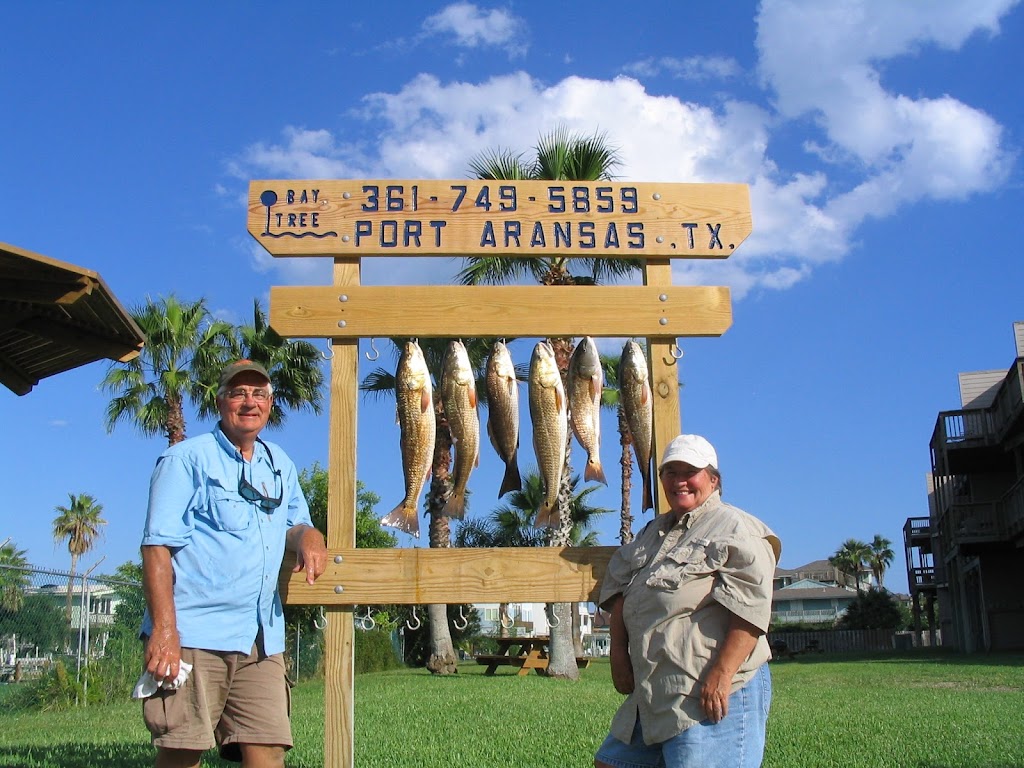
[248,179,751,258]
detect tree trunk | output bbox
[64,552,79,623]
[498,603,510,638]
[424,420,457,675]
[166,397,187,446]
[546,426,579,679]
[618,405,634,545]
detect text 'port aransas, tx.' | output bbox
[247,180,751,258]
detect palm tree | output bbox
[830,539,871,593]
[869,534,895,589]
[101,295,234,446]
[361,337,493,674]
[459,127,641,679]
[197,299,325,428]
[0,541,30,612]
[52,493,107,620]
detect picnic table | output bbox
[475,636,592,676]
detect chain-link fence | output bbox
[2,563,406,707]
[0,564,142,683]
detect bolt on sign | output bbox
[247,180,751,257]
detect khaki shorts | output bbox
[142,645,292,762]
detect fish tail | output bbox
[380,502,420,537]
[640,464,654,512]
[443,491,467,520]
[498,456,522,497]
[585,454,607,485]
[535,501,559,528]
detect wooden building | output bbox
[906,321,1024,651]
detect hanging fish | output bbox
[619,340,654,512]
[567,335,606,485]
[381,340,435,537]
[485,340,521,497]
[439,340,479,519]
[529,340,568,528]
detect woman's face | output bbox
[660,461,719,515]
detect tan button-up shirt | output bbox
[599,491,781,745]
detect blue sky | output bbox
[3,0,1023,594]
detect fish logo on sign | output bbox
[259,190,338,239]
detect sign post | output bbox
[248,178,751,767]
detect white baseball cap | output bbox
[659,434,718,471]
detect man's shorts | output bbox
[142,644,293,762]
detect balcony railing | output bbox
[909,567,936,589]
[931,360,1024,459]
[938,474,1024,560]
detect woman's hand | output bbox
[700,614,761,723]
[700,664,732,723]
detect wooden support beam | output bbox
[644,260,683,514]
[324,257,360,768]
[280,546,615,606]
[270,285,731,339]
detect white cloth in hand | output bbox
[131,660,193,699]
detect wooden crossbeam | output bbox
[279,546,615,606]
[270,285,731,338]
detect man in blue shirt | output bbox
[139,359,327,767]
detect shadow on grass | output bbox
[0,743,152,768]
[0,744,237,768]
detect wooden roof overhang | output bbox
[0,241,146,395]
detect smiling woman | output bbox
[595,434,781,768]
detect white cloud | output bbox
[231,0,1016,299]
[623,55,742,82]
[757,0,1015,198]
[421,3,528,57]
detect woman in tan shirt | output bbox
[595,434,781,768]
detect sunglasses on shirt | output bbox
[238,438,283,510]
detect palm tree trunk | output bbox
[65,552,79,623]
[618,406,634,545]
[424,429,457,675]
[546,429,579,679]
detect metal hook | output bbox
[313,606,327,630]
[500,609,514,630]
[547,604,560,628]
[406,606,421,631]
[670,343,684,360]
[356,607,376,631]
[321,341,335,361]
[453,605,469,631]
[365,338,380,361]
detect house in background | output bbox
[905,321,1024,652]
[771,578,858,625]
[775,559,875,591]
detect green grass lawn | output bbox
[1,651,1023,767]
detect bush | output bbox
[354,628,403,674]
[836,588,906,630]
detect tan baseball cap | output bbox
[218,359,271,389]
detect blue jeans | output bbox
[595,663,772,768]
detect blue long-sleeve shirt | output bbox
[139,425,311,655]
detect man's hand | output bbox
[289,525,328,585]
[144,625,182,684]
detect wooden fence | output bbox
[767,629,897,655]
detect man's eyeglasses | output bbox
[224,386,272,403]
[238,439,283,510]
